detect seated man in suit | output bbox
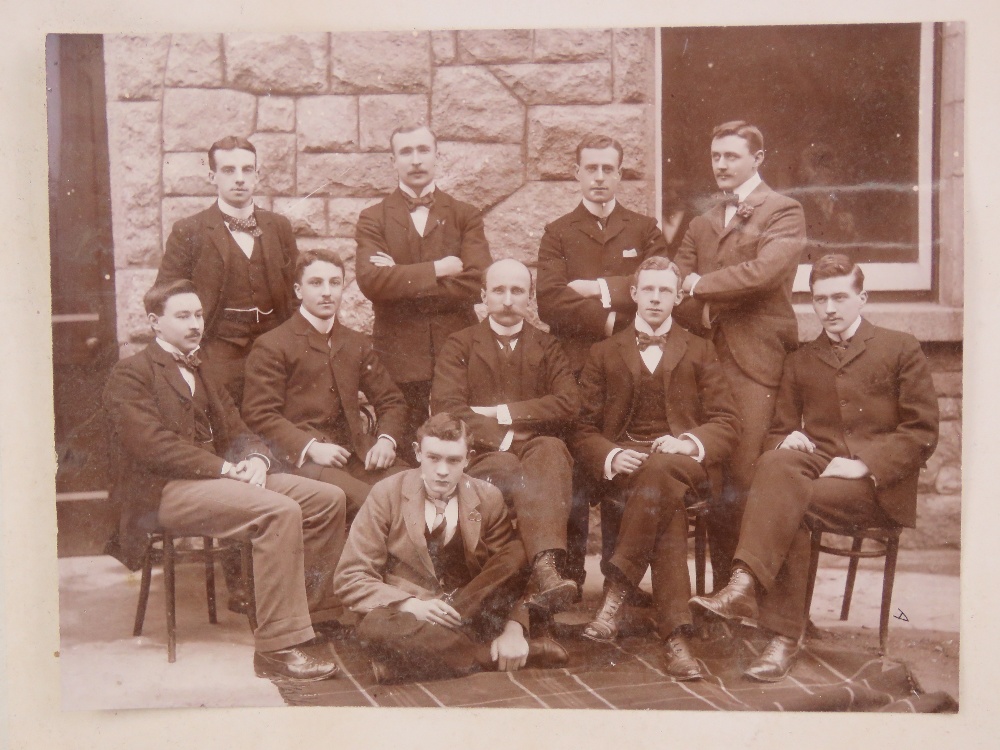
[103,280,346,682]
[334,413,568,683]
[572,257,740,679]
[243,249,409,515]
[690,254,939,682]
[431,259,582,615]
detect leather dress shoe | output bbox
[688,568,759,624]
[525,637,569,668]
[525,550,578,615]
[663,632,703,681]
[254,646,340,682]
[582,577,631,643]
[602,577,655,609]
[744,634,800,682]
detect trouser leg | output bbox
[294,454,410,518]
[565,468,595,586]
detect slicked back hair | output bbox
[295,249,345,284]
[389,124,437,154]
[208,135,257,172]
[631,255,682,288]
[416,412,472,451]
[575,133,624,168]
[808,253,865,293]
[144,279,200,316]
[711,120,764,155]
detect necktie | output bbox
[636,331,668,350]
[171,351,202,370]
[222,212,263,237]
[426,498,449,558]
[404,192,435,212]
[831,337,851,360]
[495,333,519,359]
[718,191,740,207]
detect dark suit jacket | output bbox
[156,203,299,338]
[537,201,669,371]
[571,323,741,485]
[430,319,581,452]
[355,189,493,384]
[103,342,274,570]
[673,182,806,388]
[765,319,939,527]
[242,313,408,467]
[334,469,530,630]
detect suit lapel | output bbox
[719,181,772,243]
[520,324,545,376]
[602,204,627,244]
[207,205,234,272]
[471,320,503,378]
[423,190,449,240]
[456,479,483,575]
[401,473,437,577]
[256,211,288,315]
[657,324,689,387]
[570,203,604,245]
[385,190,418,263]
[328,322,361,442]
[148,342,193,402]
[837,318,875,369]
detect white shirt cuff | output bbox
[604,448,624,480]
[499,429,514,452]
[597,278,612,309]
[377,433,397,449]
[604,311,616,338]
[679,433,705,463]
[220,461,231,475]
[246,453,271,471]
[689,278,700,296]
[496,404,512,426]
[297,438,316,468]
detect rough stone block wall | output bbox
[104,29,656,354]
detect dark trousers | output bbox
[734,449,888,639]
[397,380,432,465]
[356,550,530,680]
[606,451,707,637]
[293,453,409,517]
[466,436,574,560]
[709,330,779,585]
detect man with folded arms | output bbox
[572,257,740,679]
[104,280,346,682]
[431,258,582,615]
[335,413,568,683]
[689,255,939,682]
[243,249,408,515]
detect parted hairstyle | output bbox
[388,123,438,153]
[808,253,865,293]
[631,255,682,288]
[208,135,257,172]
[144,279,200,316]
[295,249,345,284]
[575,133,624,168]
[711,120,764,155]
[416,412,472,450]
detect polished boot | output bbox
[744,634,801,682]
[254,646,340,681]
[688,567,759,624]
[582,576,631,643]
[525,550,578,614]
[525,637,569,668]
[663,631,703,681]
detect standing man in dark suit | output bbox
[103,280,346,682]
[431,259,581,615]
[572,257,740,679]
[242,249,409,515]
[334,413,568,683]
[690,255,939,682]
[156,135,298,407]
[673,121,807,582]
[355,124,493,463]
[536,133,669,586]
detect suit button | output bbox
[840,399,848,407]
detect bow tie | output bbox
[717,191,740,207]
[404,192,435,212]
[222,212,263,237]
[636,331,668,350]
[830,336,852,350]
[171,351,202,370]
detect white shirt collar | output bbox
[825,315,864,343]
[733,172,762,203]
[487,317,524,337]
[634,315,673,337]
[298,306,336,335]
[399,181,436,199]
[582,197,617,218]
[155,338,200,358]
[218,197,255,220]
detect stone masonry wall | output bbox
[104,29,657,352]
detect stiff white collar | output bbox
[634,316,673,337]
[155,338,200,358]
[732,172,762,203]
[487,317,524,336]
[299,306,336,335]
[399,181,436,199]
[218,197,254,220]
[582,197,617,219]
[825,315,863,343]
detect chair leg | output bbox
[879,537,900,656]
[804,527,823,622]
[241,542,258,633]
[694,516,707,596]
[840,537,864,621]
[203,537,217,624]
[164,533,177,663]
[132,540,154,637]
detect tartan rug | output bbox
[272,624,958,712]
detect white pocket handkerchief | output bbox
[622,248,638,258]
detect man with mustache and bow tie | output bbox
[355,124,493,465]
[103,280,347,682]
[689,255,939,682]
[571,256,740,680]
[673,121,808,585]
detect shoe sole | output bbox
[254,665,341,682]
[580,629,616,644]
[526,581,578,614]
[688,598,758,627]
[743,670,790,683]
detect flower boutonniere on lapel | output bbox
[735,202,755,220]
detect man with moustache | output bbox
[335,413,569,683]
[690,255,938,682]
[572,257,740,679]
[242,249,409,516]
[431,259,581,615]
[103,280,346,682]
[673,121,807,582]
[355,124,493,463]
